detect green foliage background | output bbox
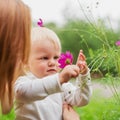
[46,19,120,77]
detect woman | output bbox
[63,103,80,120]
[0,0,31,114]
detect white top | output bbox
[14,71,92,120]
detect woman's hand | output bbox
[63,103,80,120]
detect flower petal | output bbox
[58,51,73,68]
[115,40,120,46]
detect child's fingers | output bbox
[77,61,88,74]
[80,65,88,74]
[77,61,86,69]
[76,50,86,65]
[79,51,86,61]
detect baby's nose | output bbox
[48,59,55,66]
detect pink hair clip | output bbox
[37,18,44,27]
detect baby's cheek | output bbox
[57,66,61,72]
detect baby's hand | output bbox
[76,50,88,75]
[59,65,79,84]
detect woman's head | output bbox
[27,27,61,78]
[0,0,31,114]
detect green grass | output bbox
[75,87,120,120]
[0,108,15,120]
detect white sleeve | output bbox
[62,69,92,107]
[14,73,62,103]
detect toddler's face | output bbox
[28,40,61,78]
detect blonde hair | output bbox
[31,27,61,51]
[0,0,31,114]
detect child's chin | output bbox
[47,71,57,76]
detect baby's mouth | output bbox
[47,69,57,73]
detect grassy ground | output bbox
[75,80,120,120]
[0,109,15,120]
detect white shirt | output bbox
[14,71,92,120]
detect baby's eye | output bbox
[54,56,59,60]
[40,57,48,60]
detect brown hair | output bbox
[0,0,31,114]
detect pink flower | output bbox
[58,51,73,68]
[37,18,44,27]
[115,40,120,46]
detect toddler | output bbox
[14,27,92,120]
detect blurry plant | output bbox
[57,1,120,119]
[74,0,120,108]
[75,0,120,77]
[114,40,120,76]
[88,43,120,77]
[115,40,120,46]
